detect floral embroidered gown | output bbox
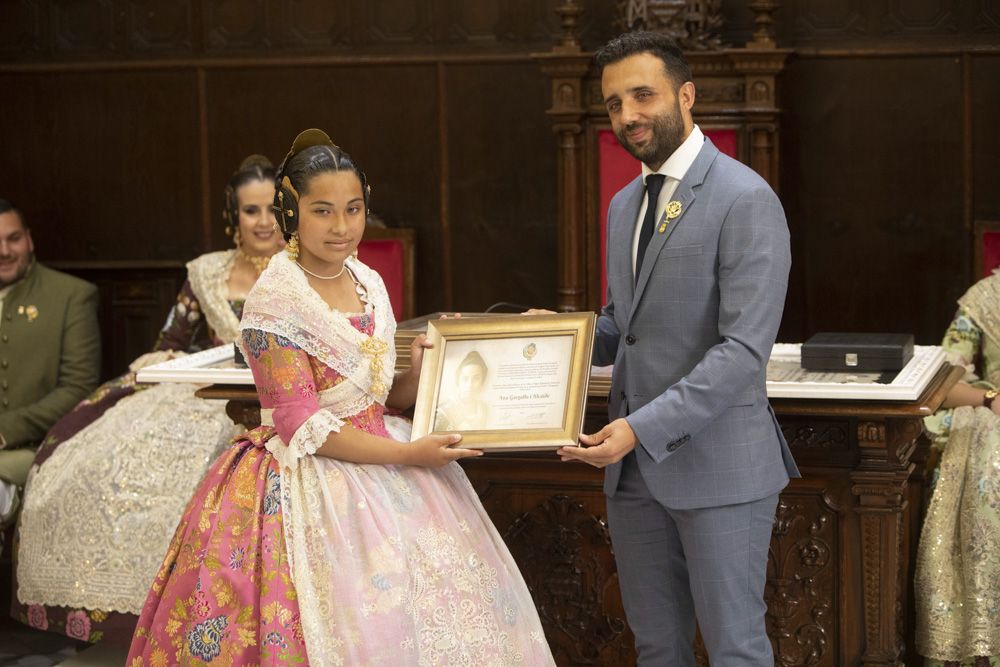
[14,250,248,642]
[128,251,554,666]
[916,270,1000,666]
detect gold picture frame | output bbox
[410,312,596,451]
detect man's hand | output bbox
[408,333,433,376]
[558,418,637,468]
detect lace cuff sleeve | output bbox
[267,409,345,470]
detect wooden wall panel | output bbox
[0,70,202,262]
[444,62,558,312]
[974,55,1000,222]
[203,64,444,310]
[1,0,998,361]
[779,56,966,343]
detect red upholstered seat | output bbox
[975,221,1000,278]
[357,227,416,322]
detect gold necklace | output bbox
[235,247,271,275]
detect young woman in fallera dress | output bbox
[127,129,555,665]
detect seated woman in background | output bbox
[915,270,1000,666]
[13,155,284,643]
[127,129,554,665]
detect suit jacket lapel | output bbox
[629,139,719,322]
[612,178,645,312]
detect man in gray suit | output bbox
[557,32,799,665]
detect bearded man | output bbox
[0,199,100,534]
[557,32,798,666]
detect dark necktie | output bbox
[635,174,666,282]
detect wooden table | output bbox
[197,361,961,667]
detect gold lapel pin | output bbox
[25,305,38,322]
[666,200,683,220]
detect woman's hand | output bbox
[522,308,556,316]
[405,433,482,467]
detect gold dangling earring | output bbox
[286,232,300,261]
[233,228,242,248]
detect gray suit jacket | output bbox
[595,138,799,509]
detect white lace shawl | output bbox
[186,249,241,344]
[238,250,397,422]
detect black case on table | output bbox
[801,332,914,372]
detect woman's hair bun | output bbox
[238,154,274,171]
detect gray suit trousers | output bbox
[607,452,778,667]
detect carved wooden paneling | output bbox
[884,0,960,35]
[980,0,1000,30]
[781,418,855,468]
[790,0,867,40]
[125,0,194,53]
[267,0,350,49]
[766,491,839,667]
[0,0,46,59]
[503,494,630,666]
[447,0,501,43]
[204,0,266,51]
[366,0,434,44]
[779,0,1000,44]
[52,0,115,55]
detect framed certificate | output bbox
[410,312,596,451]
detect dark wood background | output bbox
[1,0,999,377]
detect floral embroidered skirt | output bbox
[127,432,307,665]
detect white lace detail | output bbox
[267,410,345,472]
[238,250,396,404]
[187,249,241,344]
[16,383,240,613]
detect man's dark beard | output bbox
[615,101,685,168]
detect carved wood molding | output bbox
[503,494,629,664]
[849,415,922,666]
[767,491,837,666]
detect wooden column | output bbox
[731,50,790,193]
[851,417,922,666]
[535,0,590,313]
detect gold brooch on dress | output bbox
[360,336,389,397]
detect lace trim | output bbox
[187,250,241,344]
[16,383,239,614]
[238,250,396,403]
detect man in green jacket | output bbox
[0,199,100,529]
